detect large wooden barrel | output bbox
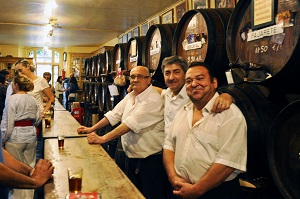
[97,81,106,112]
[83,81,89,102]
[90,55,96,78]
[124,36,146,70]
[88,82,95,104]
[112,43,127,74]
[97,53,105,76]
[218,83,279,181]
[143,24,178,85]
[101,49,113,75]
[267,100,300,199]
[86,56,93,79]
[226,0,300,93]
[84,58,89,79]
[172,8,233,86]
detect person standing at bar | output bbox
[14,59,55,115]
[163,62,247,199]
[55,76,66,105]
[1,74,42,199]
[77,66,167,199]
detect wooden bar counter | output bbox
[42,111,85,139]
[44,137,145,199]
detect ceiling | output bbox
[0,0,179,48]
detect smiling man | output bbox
[163,62,247,199]
[77,66,168,199]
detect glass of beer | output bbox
[45,111,52,128]
[58,135,65,149]
[68,167,83,193]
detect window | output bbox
[29,48,61,86]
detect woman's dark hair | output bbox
[69,76,78,86]
[0,74,6,84]
[57,76,62,83]
[13,74,34,92]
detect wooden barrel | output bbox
[101,49,113,75]
[267,100,300,199]
[83,81,89,102]
[93,82,99,106]
[226,0,300,93]
[84,58,91,79]
[88,82,95,104]
[112,43,127,74]
[218,83,279,181]
[97,82,106,112]
[97,53,105,76]
[124,36,146,70]
[87,56,93,78]
[143,24,178,85]
[172,8,233,87]
[91,55,99,78]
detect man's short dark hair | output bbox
[161,55,189,73]
[188,62,216,82]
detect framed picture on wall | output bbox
[175,1,188,22]
[148,16,160,27]
[215,0,236,8]
[193,0,209,9]
[133,27,140,37]
[140,23,149,36]
[161,10,173,24]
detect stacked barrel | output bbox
[81,2,300,197]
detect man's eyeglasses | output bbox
[129,75,150,80]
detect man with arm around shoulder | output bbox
[163,62,247,199]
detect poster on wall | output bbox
[193,0,209,9]
[161,10,173,24]
[175,1,188,22]
[215,0,236,8]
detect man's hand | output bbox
[169,175,188,191]
[77,126,92,134]
[211,93,234,113]
[173,181,200,199]
[87,132,105,144]
[31,159,54,187]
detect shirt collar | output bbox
[130,84,153,103]
[165,84,187,99]
[184,92,219,114]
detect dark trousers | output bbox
[125,153,169,199]
[197,177,242,199]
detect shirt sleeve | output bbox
[1,96,15,143]
[104,97,126,126]
[122,95,163,134]
[215,110,247,172]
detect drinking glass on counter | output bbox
[58,135,65,149]
[45,111,52,128]
[68,167,83,193]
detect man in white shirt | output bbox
[159,55,234,136]
[163,62,247,199]
[77,66,167,199]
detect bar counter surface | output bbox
[54,98,66,111]
[44,137,145,199]
[42,111,86,139]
